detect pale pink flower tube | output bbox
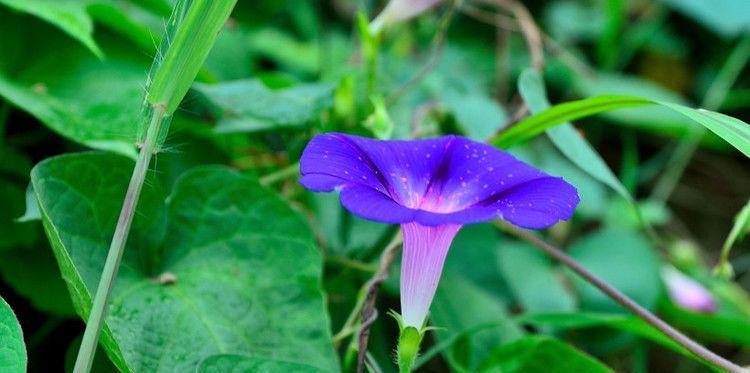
[400,222,461,328]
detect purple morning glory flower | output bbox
[663,267,717,313]
[300,133,579,328]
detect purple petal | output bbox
[400,222,461,328]
[339,184,416,224]
[299,133,579,228]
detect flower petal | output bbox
[339,184,416,224]
[299,133,579,228]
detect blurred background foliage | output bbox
[0,0,749,372]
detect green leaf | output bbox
[0,0,103,57]
[492,94,750,158]
[515,313,687,359]
[478,336,612,373]
[571,72,706,143]
[517,69,635,207]
[198,354,330,373]
[194,79,335,133]
[0,12,152,156]
[0,296,26,373]
[661,0,750,38]
[492,94,651,148]
[568,229,662,312]
[32,152,338,373]
[0,246,75,316]
[431,272,524,371]
[498,241,576,313]
[444,92,507,141]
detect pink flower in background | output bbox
[663,267,717,313]
[370,0,443,33]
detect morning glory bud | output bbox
[663,266,717,313]
[370,0,443,34]
[299,133,579,371]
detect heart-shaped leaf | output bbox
[0,295,26,373]
[32,152,338,373]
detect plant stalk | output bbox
[73,106,166,373]
[496,220,747,373]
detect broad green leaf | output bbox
[478,336,612,373]
[32,153,338,373]
[195,80,335,133]
[0,296,26,373]
[498,241,576,313]
[0,0,169,58]
[517,69,634,206]
[0,0,103,57]
[661,0,750,38]
[198,354,329,373]
[0,12,152,156]
[0,246,75,316]
[568,229,662,312]
[431,272,524,371]
[515,313,686,358]
[492,94,750,158]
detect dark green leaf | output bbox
[0,295,26,373]
[198,354,330,373]
[32,152,338,372]
[195,80,335,133]
[478,335,612,373]
[0,12,152,156]
[431,272,524,371]
[0,0,103,57]
[0,246,75,316]
[568,229,662,312]
[498,241,576,313]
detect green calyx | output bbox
[397,326,423,373]
[389,311,432,373]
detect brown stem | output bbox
[357,233,403,373]
[496,221,747,373]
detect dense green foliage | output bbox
[0,0,749,372]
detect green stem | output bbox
[73,106,166,373]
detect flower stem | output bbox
[73,106,166,373]
[496,220,747,373]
